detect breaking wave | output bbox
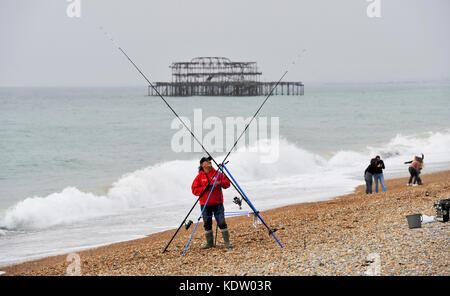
[1,129,449,231]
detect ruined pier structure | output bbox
[148,57,304,96]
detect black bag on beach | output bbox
[434,199,450,223]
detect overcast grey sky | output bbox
[0,0,449,87]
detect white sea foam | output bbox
[1,130,449,231]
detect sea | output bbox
[1,81,449,267]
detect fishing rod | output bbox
[101,27,302,252]
[162,70,289,253]
[100,28,229,254]
[101,28,232,188]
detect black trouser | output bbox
[408,167,422,185]
[201,203,227,231]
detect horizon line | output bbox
[1,78,449,89]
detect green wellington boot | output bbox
[221,228,233,249]
[200,230,214,249]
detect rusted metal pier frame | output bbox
[147,81,304,97]
[147,57,304,96]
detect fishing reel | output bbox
[233,196,242,209]
[184,220,193,230]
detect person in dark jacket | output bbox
[364,158,377,194]
[191,156,233,249]
[373,155,386,193]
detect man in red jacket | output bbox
[191,156,233,249]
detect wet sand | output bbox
[1,171,449,276]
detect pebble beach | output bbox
[1,171,449,276]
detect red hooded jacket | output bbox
[191,168,230,206]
